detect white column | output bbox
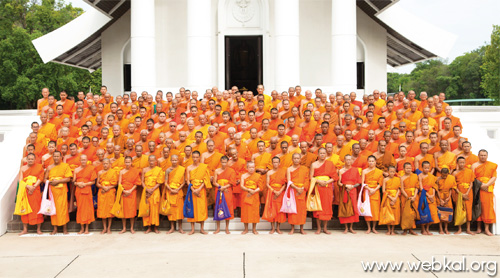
[187,0,212,92]
[274,0,299,93]
[130,0,156,93]
[331,0,357,94]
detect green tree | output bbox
[447,47,485,100]
[0,0,102,110]
[406,59,451,96]
[481,25,500,104]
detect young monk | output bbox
[264,157,287,234]
[310,148,338,234]
[436,167,457,235]
[400,162,419,235]
[165,155,186,234]
[382,166,401,235]
[73,155,97,234]
[419,161,439,235]
[453,156,475,235]
[45,151,73,235]
[338,155,361,234]
[361,155,383,234]
[241,161,263,235]
[118,156,141,234]
[287,153,310,235]
[213,156,236,234]
[141,155,165,234]
[472,149,497,236]
[96,158,118,234]
[18,153,44,235]
[185,151,212,235]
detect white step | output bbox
[181,217,313,231]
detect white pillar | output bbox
[130,0,156,94]
[274,0,299,93]
[331,0,357,94]
[187,0,212,92]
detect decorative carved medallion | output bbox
[232,0,255,23]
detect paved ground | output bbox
[0,231,499,278]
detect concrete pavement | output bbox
[0,231,499,277]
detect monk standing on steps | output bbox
[165,155,186,234]
[241,161,262,235]
[287,153,310,235]
[472,149,497,236]
[339,155,361,234]
[96,158,118,234]
[141,155,165,234]
[186,151,212,235]
[18,153,44,235]
[118,156,141,234]
[45,151,72,235]
[73,155,97,234]
[310,148,337,235]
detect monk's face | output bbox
[149,156,156,167]
[281,143,288,154]
[422,164,430,174]
[388,167,396,177]
[478,151,488,162]
[457,159,465,170]
[80,155,88,166]
[367,157,376,168]
[53,152,62,164]
[344,156,352,166]
[462,143,471,154]
[318,149,327,160]
[135,146,143,157]
[207,141,215,152]
[103,160,110,170]
[352,144,360,155]
[125,158,132,169]
[257,142,265,152]
[27,154,35,166]
[170,156,178,167]
[246,163,255,174]
[420,143,429,154]
[272,158,280,169]
[378,141,387,153]
[220,159,228,169]
[192,153,200,163]
[300,142,308,154]
[439,140,449,152]
[399,147,407,157]
[47,143,56,154]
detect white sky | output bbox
[68,0,500,74]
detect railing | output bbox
[445,98,495,106]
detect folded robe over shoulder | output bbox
[20,165,45,225]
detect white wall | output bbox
[101,10,131,97]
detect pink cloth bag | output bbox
[38,181,56,216]
[280,181,297,214]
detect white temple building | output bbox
[32,0,454,96]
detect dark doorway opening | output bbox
[225,36,263,94]
[124,64,131,92]
[357,62,365,90]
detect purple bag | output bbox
[214,187,231,221]
[280,182,297,214]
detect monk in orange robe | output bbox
[419,161,439,235]
[311,148,338,234]
[96,158,118,234]
[436,167,457,234]
[361,156,383,234]
[228,148,247,211]
[165,155,186,234]
[396,146,414,176]
[201,140,223,206]
[263,157,287,234]
[338,155,361,234]
[73,155,97,234]
[141,155,165,234]
[287,153,310,234]
[472,150,497,236]
[45,151,73,235]
[118,156,142,234]
[434,140,456,174]
[400,162,419,235]
[240,161,263,234]
[186,151,212,235]
[382,166,401,235]
[453,157,475,234]
[213,156,236,234]
[18,153,44,235]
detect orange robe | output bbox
[48,163,73,226]
[313,161,338,220]
[39,123,57,141]
[120,167,142,218]
[339,167,361,224]
[21,165,45,225]
[132,155,149,170]
[437,175,456,212]
[264,168,287,223]
[421,174,439,224]
[396,157,414,176]
[187,164,212,222]
[216,168,236,220]
[142,166,165,226]
[288,166,310,225]
[381,177,401,225]
[241,172,263,224]
[74,165,97,224]
[437,151,456,170]
[465,154,479,169]
[455,168,474,221]
[300,152,317,168]
[401,173,419,229]
[474,161,497,224]
[363,168,383,222]
[97,169,118,218]
[166,166,186,221]
[230,158,247,209]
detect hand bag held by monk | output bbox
[14,177,35,216]
[416,189,432,225]
[306,178,322,211]
[280,181,297,214]
[357,184,372,217]
[338,185,354,218]
[110,185,125,218]
[183,183,194,218]
[214,187,231,221]
[159,188,171,216]
[378,196,395,225]
[262,188,275,221]
[471,178,482,221]
[138,187,150,217]
[454,192,467,226]
[437,206,453,222]
[38,180,56,216]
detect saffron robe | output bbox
[20,165,45,225]
[421,174,439,224]
[166,166,186,221]
[216,167,237,220]
[339,167,361,224]
[363,168,383,222]
[474,161,497,223]
[381,177,401,225]
[120,167,142,218]
[74,165,97,224]
[48,163,73,226]
[455,168,474,222]
[187,164,212,222]
[312,161,338,221]
[97,169,118,218]
[288,166,310,225]
[241,172,263,224]
[142,167,165,226]
[264,168,287,223]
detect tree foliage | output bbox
[481,25,500,104]
[0,0,101,110]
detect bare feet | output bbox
[78,229,84,235]
[84,230,89,234]
[200,229,208,235]
[63,229,69,235]
[365,229,371,234]
[402,230,407,235]
[288,230,294,235]
[315,229,322,235]
[277,228,283,235]
[409,230,418,236]
[36,230,43,235]
[213,228,220,234]
[188,229,195,235]
[50,230,57,235]
[323,228,332,235]
[167,228,174,234]
[300,229,307,235]
[106,230,112,234]
[179,229,185,234]
[444,230,450,235]
[427,231,433,235]
[372,229,378,234]
[18,230,28,236]
[386,230,391,235]
[343,228,348,234]
[252,229,259,235]
[225,228,230,234]
[154,227,160,234]
[466,230,475,235]
[269,228,275,234]
[130,229,135,234]
[119,229,126,234]
[100,229,107,235]
[145,228,151,234]
[241,229,248,235]
[349,228,356,234]
[439,230,444,235]
[485,230,493,236]
[393,230,399,235]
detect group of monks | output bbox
[17,84,496,236]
